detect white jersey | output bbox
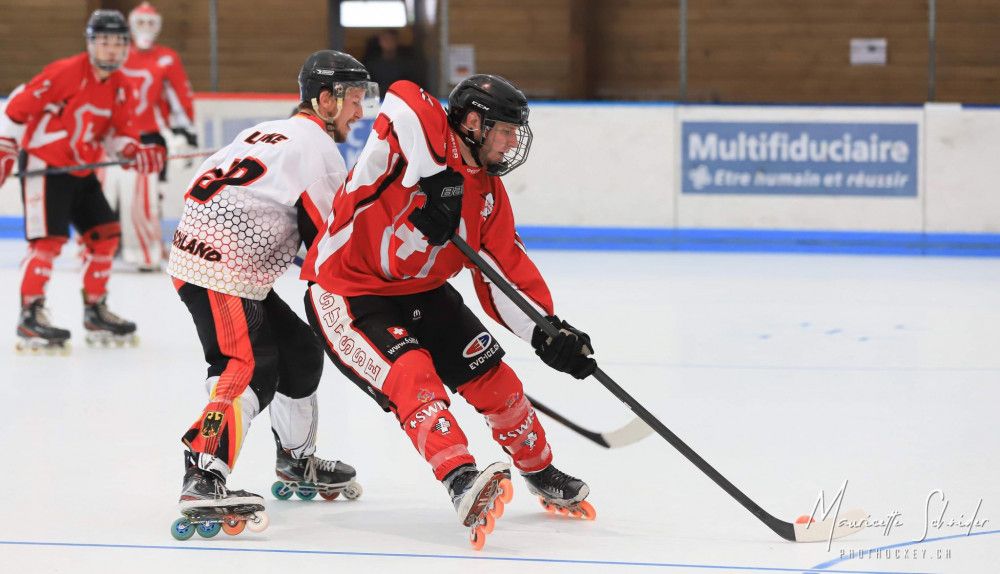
[167,113,345,300]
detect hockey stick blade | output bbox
[528,394,651,448]
[449,234,864,543]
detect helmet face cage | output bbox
[129,3,162,50]
[86,11,130,73]
[483,120,532,176]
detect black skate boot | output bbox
[172,465,268,540]
[443,462,513,550]
[83,294,138,347]
[272,437,362,501]
[16,298,71,354]
[521,464,596,520]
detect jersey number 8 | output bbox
[186,157,267,203]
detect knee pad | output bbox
[28,236,67,258]
[383,349,452,419]
[81,222,121,255]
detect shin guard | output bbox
[460,362,553,473]
[386,350,476,480]
[80,223,121,304]
[19,237,66,306]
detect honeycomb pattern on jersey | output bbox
[166,187,299,300]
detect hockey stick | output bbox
[450,234,866,543]
[527,394,651,449]
[14,149,218,178]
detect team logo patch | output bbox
[433,417,452,435]
[387,326,409,339]
[200,411,225,438]
[417,389,434,403]
[523,431,538,450]
[462,332,493,358]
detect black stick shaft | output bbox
[14,149,217,178]
[526,394,610,448]
[450,234,794,541]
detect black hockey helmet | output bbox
[298,50,379,112]
[447,75,532,176]
[85,10,130,72]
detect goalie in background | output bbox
[103,1,197,272]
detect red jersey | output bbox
[306,81,553,342]
[120,44,195,134]
[0,53,140,173]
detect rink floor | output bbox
[0,240,997,574]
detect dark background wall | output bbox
[0,0,996,103]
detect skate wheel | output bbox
[196,521,222,538]
[492,498,505,519]
[343,481,363,500]
[246,511,269,533]
[482,511,496,535]
[295,486,318,501]
[170,517,195,541]
[539,498,556,513]
[556,506,570,516]
[470,524,487,551]
[320,491,340,501]
[271,481,293,500]
[222,515,245,536]
[497,478,513,504]
[577,500,597,521]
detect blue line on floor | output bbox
[0,539,931,574]
[808,528,1000,571]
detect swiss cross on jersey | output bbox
[387,326,409,339]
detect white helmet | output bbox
[129,2,162,50]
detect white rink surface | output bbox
[0,240,998,574]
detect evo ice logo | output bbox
[463,332,492,358]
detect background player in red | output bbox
[166,51,378,539]
[0,9,166,352]
[303,75,597,548]
[103,1,197,271]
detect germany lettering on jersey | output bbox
[307,80,553,342]
[0,53,141,173]
[167,113,347,301]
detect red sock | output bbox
[19,237,66,306]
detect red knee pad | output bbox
[20,237,67,305]
[386,350,475,480]
[460,362,553,473]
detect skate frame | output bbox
[450,234,864,543]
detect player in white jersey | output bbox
[166,50,379,540]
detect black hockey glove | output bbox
[408,167,465,246]
[531,315,597,380]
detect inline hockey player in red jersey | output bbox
[302,75,597,549]
[104,1,197,271]
[166,50,378,540]
[0,10,166,353]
